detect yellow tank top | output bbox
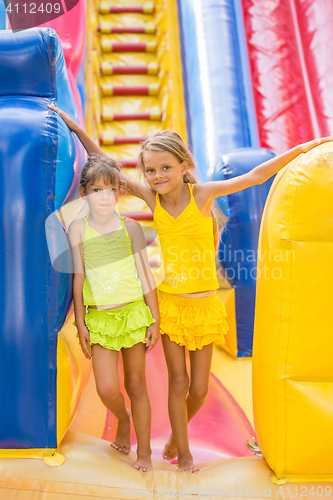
[154,183,219,294]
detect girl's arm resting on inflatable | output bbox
[200,136,333,200]
[125,219,160,352]
[47,104,155,205]
[68,220,92,360]
[48,103,107,158]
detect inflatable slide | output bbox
[0,0,333,497]
[242,0,333,154]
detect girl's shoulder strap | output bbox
[155,190,160,206]
[114,210,126,225]
[117,212,133,255]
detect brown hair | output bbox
[138,131,226,250]
[79,155,126,194]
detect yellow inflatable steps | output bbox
[253,142,333,482]
[86,0,187,271]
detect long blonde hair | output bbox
[138,131,226,250]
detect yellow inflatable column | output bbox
[253,143,333,482]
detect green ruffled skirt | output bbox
[74,300,155,351]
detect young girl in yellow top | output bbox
[68,154,159,472]
[48,103,331,472]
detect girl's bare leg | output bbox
[122,342,152,472]
[161,335,199,472]
[92,344,131,454]
[163,341,214,466]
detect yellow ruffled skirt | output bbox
[74,300,155,351]
[157,290,228,350]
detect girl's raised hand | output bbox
[78,325,93,360]
[145,323,160,353]
[47,103,78,132]
[300,136,333,154]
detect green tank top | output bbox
[82,212,144,306]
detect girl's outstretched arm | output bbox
[200,136,333,201]
[47,104,155,206]
[125,218,160,353]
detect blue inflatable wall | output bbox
[177,0,260,180]
[0,28,85,450]
[77,51,87,118]
[0,5,6,29]
[211,149,275,357]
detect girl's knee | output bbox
[189,383,209,402]
[169,371,189,397]
[96,383,119,404]
[125,377,146,400]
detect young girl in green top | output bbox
[69,155,160,472]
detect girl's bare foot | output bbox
[177,454,199,473]
[133,454,153,472]
[111,409,131,454]
[162,432,178,461]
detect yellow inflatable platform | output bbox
[253,142,333,483]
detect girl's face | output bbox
[142,150,189,192]
[83,176,120,214]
